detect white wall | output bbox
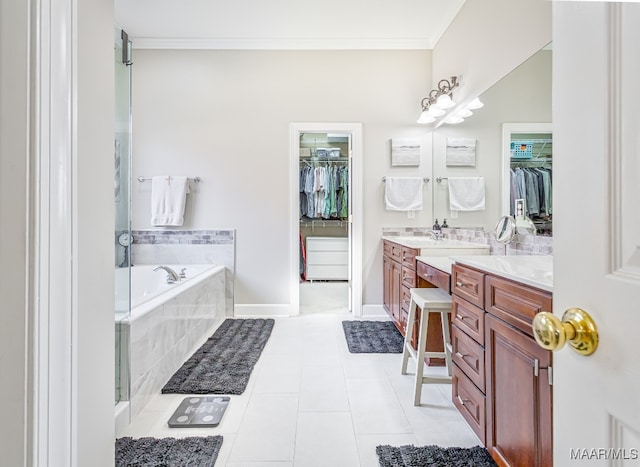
[0,1,29,464]
[432,0,551,111]
[432,49,552,230]
[131,50,433,308]
[76,0,116,464]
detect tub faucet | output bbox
[153,265,180,284]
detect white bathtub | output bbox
[115,264,221,317]
[115,263,227,429]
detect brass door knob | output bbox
[532,308,599,356]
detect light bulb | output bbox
[426,106,445,117]
[436,93,455,109]
[417,112,436,124]
[457,109,473,118]
[466,97,484,110]
[445,115,464,124]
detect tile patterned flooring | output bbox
[118,311,481,466]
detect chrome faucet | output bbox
[153,265,180,283]
[424,230,443,241]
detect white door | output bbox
[553,2,640,463]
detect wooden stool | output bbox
[400,287,453,406]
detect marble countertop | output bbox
[382,235,490,251]
[415,256,454,274]
[452,255,553,292]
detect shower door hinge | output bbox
[348,150,353,158]
[348,215,353,224]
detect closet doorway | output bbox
[289,123,363,317]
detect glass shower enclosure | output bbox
[114,27,132,405]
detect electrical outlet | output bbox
[407,210,415,219]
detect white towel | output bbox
[150,176,190,226]
[448,177,485,211]
[384,177,423,211]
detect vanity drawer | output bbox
[452,295,485,345]
[401,265,417,288]
[452,264,485,309]
[401,285,412,313]
[384,240,403,262]
[417,262,451,293]
[401,246,418,269]
[453,364,486,444]
[452,325,485,392]
[485,275,552,337]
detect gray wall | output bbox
[0,1,30,464]
[131,49,433,308]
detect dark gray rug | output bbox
[115,436,222,467]
[162,318,274,394]
[342,320,404,353]
[376,444,497,467]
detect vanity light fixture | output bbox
[466,97,484,109]
[445,115,465,124]
[416,76,460,124]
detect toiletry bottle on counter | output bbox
[433,219,441,231]
[442,219,448,229]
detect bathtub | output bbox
[115,263,227,428]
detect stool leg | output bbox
[414,307,430,406]
[441,309,453,377]
[401,298,416,375]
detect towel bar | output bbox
[137,176,201,183]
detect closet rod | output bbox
[382,177,429,183]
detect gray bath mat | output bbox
[162,318,274,395]
[115,436,222,467]
[376,444,497,467]
[342,320,404,353]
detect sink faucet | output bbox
[153,265,180,283]
[424,230,443,241]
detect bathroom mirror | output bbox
[431,44,552,233]
[515,215,537,236]
[494,216,515,244]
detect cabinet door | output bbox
[390,259,402,324]
[383,255,392,313]
[485,314,552,467]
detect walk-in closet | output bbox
[298,132,351,313]
[509,132,553,235]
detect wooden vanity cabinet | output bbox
[451,265,487,443]
[485,313,552,467]
[383,240,416,334]
[382,240,448,361]
[451,263,553,467]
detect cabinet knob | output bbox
[532,308,599,356]
[456,281,472,288]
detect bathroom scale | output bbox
[167,396,230,428]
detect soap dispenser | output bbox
[442,219,448,229]
[433,219,441,231]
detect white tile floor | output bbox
[118,312,481,466]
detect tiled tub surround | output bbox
[130,229,235,315]
[121,264,226,424]
[381,227,553,256]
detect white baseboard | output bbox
[234,303,295,317]
[362,304,388,317]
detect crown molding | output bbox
[131,36,433,50]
